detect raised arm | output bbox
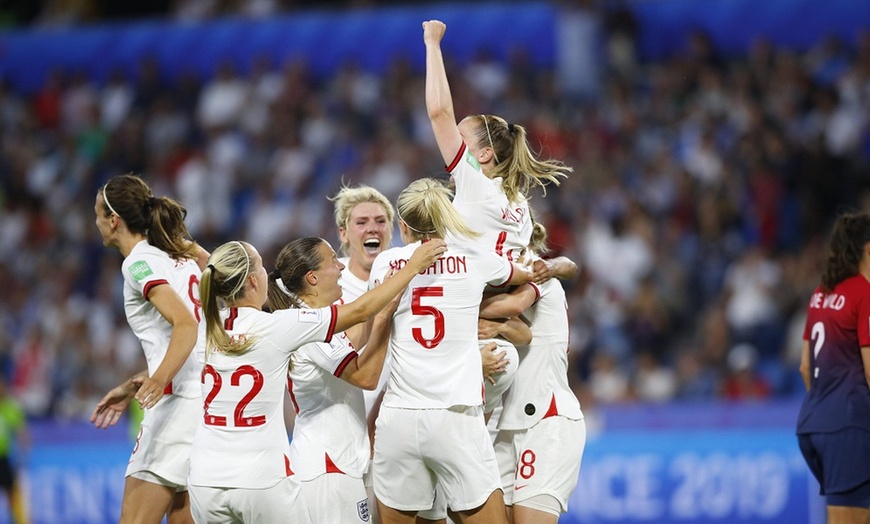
[423,19,463,165]
[334,239,447,333]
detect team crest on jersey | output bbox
[357,498,370,521]
[128,261,153,281]
[465,150,480,170]
[298,309,322,323]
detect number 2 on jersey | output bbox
[201,364,266,427]
[411,287,445,349]
[810,321,825,379]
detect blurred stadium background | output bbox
[1,0,869,522]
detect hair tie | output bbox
[275,276,292,296]
[206,264,216,273]
[507,122,516,134]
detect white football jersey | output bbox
[498,278,583,430]
[370,240,514,409]
[288,327,370,481]
[121,240,203,398]
[447,143,532,262]
[189,304,337,489]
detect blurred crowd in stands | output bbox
[1,0,870,421]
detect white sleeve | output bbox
[480,250,514,287]
[305,332,359,378]
[448,143,494,205]
[268,305,339,353]
[122,251,170,300]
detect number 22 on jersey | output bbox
[202,364,266,427]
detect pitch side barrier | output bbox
[19,399,823,524]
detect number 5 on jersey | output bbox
[411,287,445,349]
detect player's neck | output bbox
[118,234,147,258]
[347,258,371,283]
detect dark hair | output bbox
[821,212,870,292]
[267,237,328,311]
[200,241,255,358]
[99,173,199,260]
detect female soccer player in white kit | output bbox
[187,238,445,523]
[370,178,532,524]
[422,22,576,522]
[92,173,207,524]
[330,183,514,524]
[481,223,586,524]
[330,184,397,524]
[422,14,574,426]
[266,237,397,523]
[423,20,571,265]
[330,184,396,414]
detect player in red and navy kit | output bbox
[266,237,398,523]
[188,238,444,523]
[798,212,870,524]
[369,178,532,524]
[91,174,208,524]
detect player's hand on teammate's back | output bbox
[407,238,447,270]
[532,258,556,284]
[480,341,508,385]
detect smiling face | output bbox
[309,241,346,306]
[339,201,392,276]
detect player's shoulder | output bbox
[373,244,414,266]
[123,241,169,267]
[122,242,172,280]
[836,275,870,298]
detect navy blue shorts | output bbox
[798,428,870,507]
